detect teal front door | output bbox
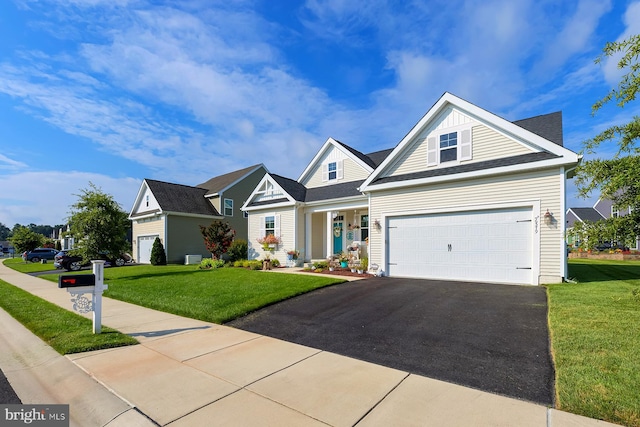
[333,219,343,254]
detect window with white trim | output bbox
[259,214,280,238]
[360,215,369,241]
[224,199,233,216]
[427,127,472,167]
[612,206,619,218]
[322,160,343,182]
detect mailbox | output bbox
[58,274,96,288]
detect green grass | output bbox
[3,256,60,273]
[40,264,346,324]
[547,259,640,427]
[0,278,137,354]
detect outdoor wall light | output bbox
[544,209,553,225]
[374,219,381,230]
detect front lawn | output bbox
[0,278,137,354]
[547,259,640,427]
[41,264,345,324]
[3,256,60,273]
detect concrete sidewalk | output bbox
[0,260,619,426]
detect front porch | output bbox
[303,209,369,261]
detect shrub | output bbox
[248,260,262,270]
[233,260,246,268]
[199,258,225,269]
[313,261,328,269]
[271,258,280,267]
[150,237,167,266]
[227,239,248,262]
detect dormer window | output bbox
[322,160,343,182]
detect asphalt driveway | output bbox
[227,277,554,405]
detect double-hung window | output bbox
[323,160,343,182]
[439,132,458,163]
[328,162,337,180]
[224,199,233,216]
[360,215,369,241]
[264,215,275,236]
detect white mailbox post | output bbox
[58,260,108,334]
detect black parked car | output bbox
[22,248,59,262]
[54,251,132,271]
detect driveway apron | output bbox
[228,277,554,405]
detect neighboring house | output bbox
[566,199,639,249]
[243,92,580,285]
[51,225,74,250]
[129,164,267,264]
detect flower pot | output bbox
[357,269,363,274]
[329,267,334,271]
[340,261,348,268]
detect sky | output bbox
[0,0,639,228]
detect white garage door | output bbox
[138,235,159,264]
[387,208,533,284]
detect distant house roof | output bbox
[197,164,264,195]
[142,179,221,217]
[513,111,563,146]
[567,207,605,223]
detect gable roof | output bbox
[297,138,376,183]
[567,207,605,223]
[132,179,221,218]
[360,92,580,191]
[197,164,266,197]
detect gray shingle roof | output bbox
[371,152,559,185]
[568,207,605,222]
[513,111,563,146]
[271,174,306,201]
[305,180,366,202]
[197,164,263,194]
[142,179,220,217]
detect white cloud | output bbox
[602,1,640,85]
[0,154,28,170]
[0,171,139,226]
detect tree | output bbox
[199,221,235,260]
[0,223,10,240]
[67,183,130,262]
[575,34,640,242]
[150,237,167,265]
[9,226,44,253]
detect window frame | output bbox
[427,126,472,167]
[224,198,233,217]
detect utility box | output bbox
[185,254,203,265]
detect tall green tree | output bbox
[199,221,235,260]
[67,183,130,262]
[0,223,10,240]
[9,226,44,253]
[575,34,640,242]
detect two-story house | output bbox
[129,164,267,263]
[243,93,580,285]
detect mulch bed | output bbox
[303,267,374,278]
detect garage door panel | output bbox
[387,208,533,284]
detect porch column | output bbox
[305,213,312,261]
[326,211,333,258]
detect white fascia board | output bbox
[297,138,373,183]
[362,157,579,192]
[128,210,163,221]
[128,179,150,217]
[362,92,580,188]
[243,201,297,211]
[204,164,268,198]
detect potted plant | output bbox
[286,250,299,261]
[359,257,368,274]
[257,234,281,251]
[338,252,348,268]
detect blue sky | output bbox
[1,0,639,227]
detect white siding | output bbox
[369,168,564,284]
[303,146,370,188]
[132,215,165,263]
[385,123,534,178]
[248,208,296,261]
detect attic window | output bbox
[145,195,149,207]
[322,160,343,182]
[440,132,457,163]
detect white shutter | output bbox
[322,164,328,182]
[460,129,472,160]
[274,215,281,237]
[259,216,265,237]
[337,160,344,179]
[427,137,438,166]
